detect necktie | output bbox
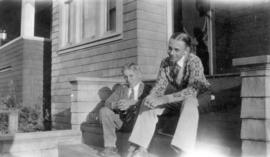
[173,65,181,78]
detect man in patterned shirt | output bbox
[127,32,210,157]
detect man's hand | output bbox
[117,99,137,111]
[143,95,169,109]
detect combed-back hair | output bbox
[170,32,192,48]
[121,62,141,74]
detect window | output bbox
[60,0,123,48]
[107,0,116,32]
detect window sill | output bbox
[0,66,12,73]
[57,32,123,55]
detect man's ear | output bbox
[185,47,191,54]
[137,72,143,81]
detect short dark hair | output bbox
[121,62,141,75]
[170,32,192,48]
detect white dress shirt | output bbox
[128,82,141,101]
[177,56,185,67]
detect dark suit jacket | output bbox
[104,82,151,132]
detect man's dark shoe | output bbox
[99,147,121,157]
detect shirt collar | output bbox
[132,81,141,91]
[177,56,185,67]
[129,81,142,100]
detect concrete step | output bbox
[59,144,102,157]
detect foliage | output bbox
[0,80,45,134]
[18,105,44,132]
[0,80,21,109]
[0,114,8,134]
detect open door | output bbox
[173,0,214,75]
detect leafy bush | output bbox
[0,80,45,134]
[18,105,44,132]
[0,114,8,134]
[0,80,21,109]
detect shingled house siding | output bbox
[0,37,46,108]
[51,0,167,129]
[0,39,23,104]
[137,0,168,79]
[51,0,150,129]
[22,39,45,107]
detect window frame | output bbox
[58,0,123,53]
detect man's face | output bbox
[167,39,189,63]
[123,69,141,88]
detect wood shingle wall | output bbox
[51,0,167,129]
[0,37,47,108]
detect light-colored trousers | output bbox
[99,107,123,148]
[128,96,199,153]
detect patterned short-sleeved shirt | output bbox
[150,53,210,101]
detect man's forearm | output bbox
[165,87,198,104]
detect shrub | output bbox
[0,80,45,134]
[18,105,44,132]
[0,114,8,134]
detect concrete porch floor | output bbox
[59,144,161,157]
[59,144,101,157]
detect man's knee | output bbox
[138,108,162,123]
[182,97,199,107]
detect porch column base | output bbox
[233,55,270,157]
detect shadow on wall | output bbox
[86,84,121,121]
[80,84,121,147]
[53,108,72,130]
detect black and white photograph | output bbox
[0,0,269,157]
